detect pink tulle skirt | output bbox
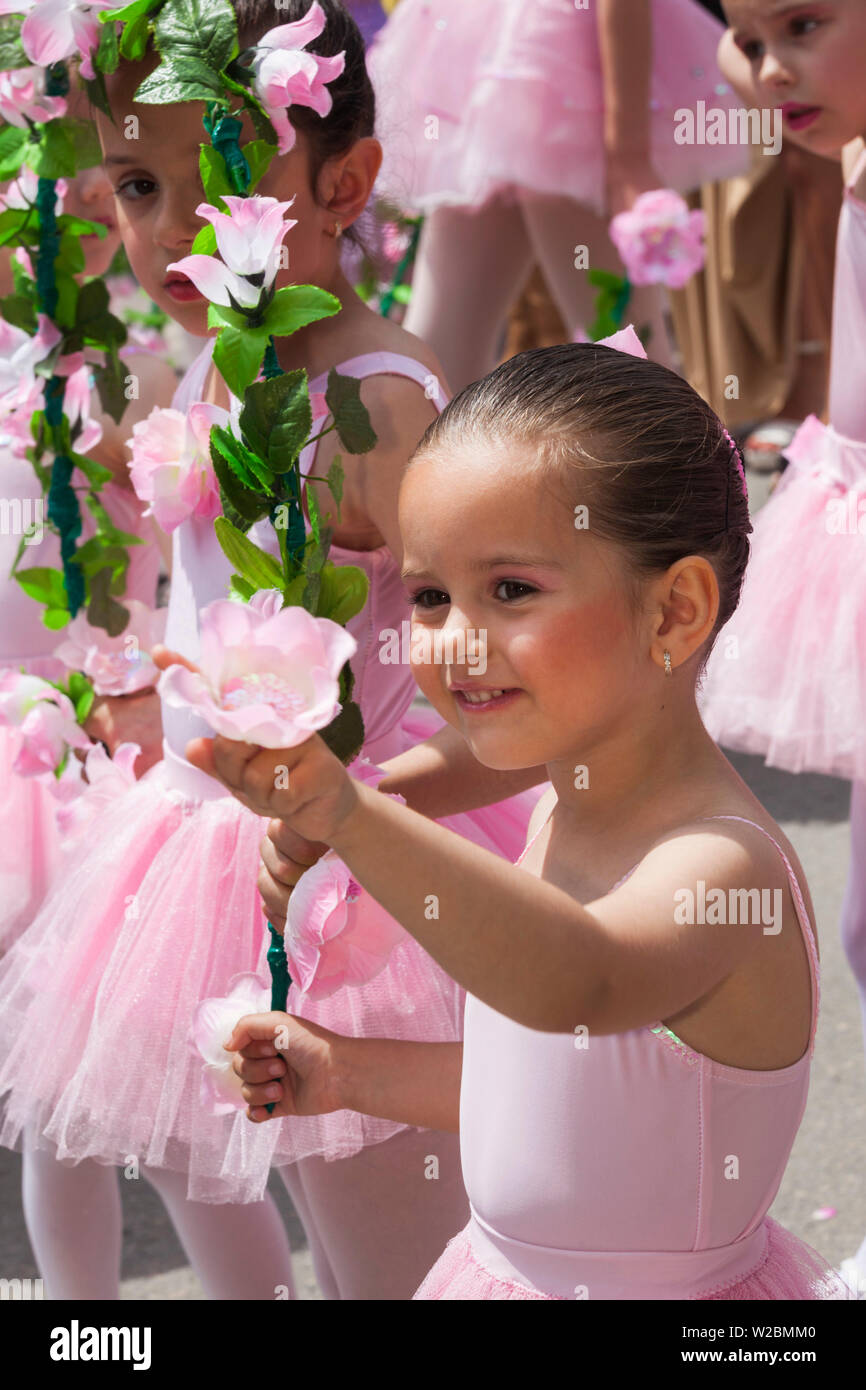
[0,706,543,1203]
[370,0,749,216]
[700,417,866,781]
[414,1218,851,1300]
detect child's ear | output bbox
[320,137,382,230]
[651,556,719,673]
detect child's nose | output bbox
[78,165,114,205]
[757,51,793,87]
[154,196,202,251]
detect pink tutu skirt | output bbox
[370,0,749,216]
[0,657,66,954]
[700,417,866,781]
[0,706,543,1203]
[414,1218,850,1300]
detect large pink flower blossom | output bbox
[285,849,405,1000]
[250,3,346,155]
[5,0,116,79]
[0,64,67,126]
[0,670,90,777]
[54,600,167,696]
[0,318,62,436]
[610,189,706,290]
[158,590,357,748]
[127,401,228,532]
[167,196,296,311]
[191,973,272,1115]
[0,166,67,214]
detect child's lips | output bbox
[780,103,822,131]
[163,274,204,303]
[449,685,523,714]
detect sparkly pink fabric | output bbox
[700,152,866,779]
[0,450,160,951]
[370,0,749,217]
[0,345,543,1201]
[415,815,847,1300]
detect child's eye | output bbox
[409,587,449,609]
[737,36,764,61]
[114,177,157,202]
[494,579,537,602]
[790,17,819,39]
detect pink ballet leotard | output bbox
[700,149,866,780]
[0,342,541,1204]
[416,814,846,1300]
[370,0,749,218]
[0,449,160,951]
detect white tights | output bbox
[404,193,675,395]
[22,1127,466,1301]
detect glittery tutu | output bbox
[0,707,543,1202]
[0,714,66,960]
[413,1217,850,1301]
[700,416,866,781]
[370,0,749,216]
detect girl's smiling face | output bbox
[399,441,649,773]
[723,0,866,154]
[96,58,347,336]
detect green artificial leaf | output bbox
[325,369,377,456]
[229,573,257,601]
[68,116,104,170]
[134,55,225,104]
[87,567,129,637]
[213,516,284,591]
[102,0,162,20]
[84,70,112,120]
[207,302,247,332]
[69,453,114,488]
[280,570,307,608]
[118,11,152,60]
[75,687,96,722]
[325,454,344,515]
[244,139,276,191]
[199,144,232,208]
[305,475,322,546]
[96,15,120,72]
[301,526,332,613]
[53,270,79,331]
[55,228,86,276]
[0,292,36,334]
[93,349,128,425]
[66,671,91,701]
[25,121,76,179]
[154,0,236,71]
[0,22,27,71]
[43,608,71,631]
[268,370,312,472]
[317,562,369,627]
[212,324,268,398]
[191,222,216,255]
[262,284,340,340]
[14,567,69,609]
[240,370,308,463]
[0,126,27,180]
[74,280,127,348]
[318,695,364,766]
[210,424,273,495]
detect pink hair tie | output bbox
[723,428,749,501]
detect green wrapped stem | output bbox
[265,921,292,1113]
[207,112,251,194]
[379,219,421,319]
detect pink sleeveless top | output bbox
[0,451,160,677]
[459,813,820,1299]
[162,340,448,797]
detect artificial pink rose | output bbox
[0,670,90,777]
[127,401,228,532]
[610,189,706,289]
[167,195,297,310]
[158,591,357,748]
[0,64,67,127]
[54,600,167,695]
[285,848,405,1000]
[251,4,346,155]
[0,315,62,413]
[596,325,648,359]
[0,166,67,213]
[15,0,115,75]
[191,973,272,1115]
[55,741,140,842]
[0,378,43,459]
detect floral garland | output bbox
[0,10,141,640]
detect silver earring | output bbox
[663,650,673,677]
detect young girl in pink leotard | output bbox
[0,136,176,953]
[0,0,543,1301]
[700,0,866,1295]
[209,329,848,1300]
